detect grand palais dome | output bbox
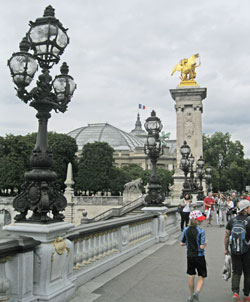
[67,123,145,151]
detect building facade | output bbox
[67,114,177,171]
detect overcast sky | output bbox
[1,0,250,156]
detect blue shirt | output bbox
[181,226,206,257]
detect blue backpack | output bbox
[230,218,250,255]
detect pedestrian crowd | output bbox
[179,191,250,302]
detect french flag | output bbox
[138,104,146,110]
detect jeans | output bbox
[219,209,227,225]
[231,251,250,296]
[181,211,190,231]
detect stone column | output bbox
[170,87,207,204]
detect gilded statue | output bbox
[171,53,201,86]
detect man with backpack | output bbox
[224,199,250,302]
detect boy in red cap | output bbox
[181,210,207,302]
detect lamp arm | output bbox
[16,87,37,104]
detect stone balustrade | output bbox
[0,230,40,302]
[1,204,204,302]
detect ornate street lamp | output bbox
[180,141,191,198]
[144,111,165,206]
[205,166,212,195]
[7,6,76,223]
[196,156,205,200]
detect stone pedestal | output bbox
[170,87,207,204]
[142,207,168,242]
[4,222,75,302]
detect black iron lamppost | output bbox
[180,141,191,198]
[205,166,212,195]
[144,111,165,206]
[196,156,205,200]
[188,153,197,192]
[218,153,224,192]
[7,6,76,223]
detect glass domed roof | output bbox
[67,123,144,151]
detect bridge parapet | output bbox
[1,205,187,302]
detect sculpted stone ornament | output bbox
[124,178,142,193]
[171,53,201,86]
[53,237,70,256]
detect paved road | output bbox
[74,218,243,302]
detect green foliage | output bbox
[75,142,114,194]
[203,132,247,193]
[47,132,78,188]
[142,167,173,194]
[0,132,78,193]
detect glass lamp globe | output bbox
[27,5,69,69]
[8,37,37,89]
[52,62,76,104]
[196,156,205,168]
[205,166,212,174]
[180,141,191,158]
[144,111,163,134]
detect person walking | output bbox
[181,210,207,302]
[227,196,235,221]
[224,199,250,302]
[232,192,240,217]
[204,192,215,226]
[218,194,227,227]
[180,194,192,231]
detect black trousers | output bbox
[181,211,190,231]
[231,251,250,296]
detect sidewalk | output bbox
[73,218,239,302]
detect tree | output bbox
[75,142,114,194]
[47,132,78,188]
[142,167,173,195]
[0,132,78,194]
[109,166,128,195]
[0,134,35,193]
[203,132,246,192]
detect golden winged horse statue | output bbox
[171,53,201,86]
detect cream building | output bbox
[67,114,177,171]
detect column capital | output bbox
[170,87,207,101]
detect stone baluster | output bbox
[73,240,79,269]
[88,235,94,263]
[81,239,87,266]
[95,234,101,260]
[85,236,91,264]
[0,257,10,302]
[113,229,118,252]
[92,235,98,261]
[103,232,109,256]
[98,233,104,259]
[106,231,112,255]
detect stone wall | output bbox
[2,205,188,302]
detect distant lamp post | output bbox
[218,153,224,192]
[144,111,165,206]
[196,156,205,200]
[7,6,76,223]
[180,141,191,198]
[205,166,212,195]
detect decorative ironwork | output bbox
[7,6,76,223]
[144,111,165,206]
[179,141,208,200]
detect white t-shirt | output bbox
[183,200,191,212]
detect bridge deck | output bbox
[72,218,237,302]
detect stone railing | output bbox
[72,196,123,205]
[86,196,145,222]
[2,206,181,302]
[0,230,40,302]
[67,213,159,288]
